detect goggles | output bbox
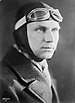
[15,7,63,30]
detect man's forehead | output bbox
[28,20,60,28]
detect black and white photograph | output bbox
[0,0,75,103]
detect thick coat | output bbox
[0,46,60,103]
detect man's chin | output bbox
[45,54,53,59]
[39,52,54,59]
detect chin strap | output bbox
[13,44,43,62]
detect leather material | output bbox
[0,46,60,103]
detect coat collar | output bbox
[3,46,59,103]
[3,46,48,82]
[3,46,52,103]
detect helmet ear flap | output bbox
[13,24,28,51]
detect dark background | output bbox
[0,0,75,103]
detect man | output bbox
[0,1,63,103]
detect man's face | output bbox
[27,20,60,59]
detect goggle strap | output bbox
[15,16,26,30]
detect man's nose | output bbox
[44,31,54,43]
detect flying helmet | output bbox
[14,1,63,61]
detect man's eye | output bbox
[51,28,58,32]
[51,26,61,32]
[35,27,47,33]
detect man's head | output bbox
[14,1,63,61]
[27,19,60,59]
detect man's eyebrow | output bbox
[35,25,48,29]
[34,24,61,30]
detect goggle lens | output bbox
[31,10,47,19]
[28,8,50,21]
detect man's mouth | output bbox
[41,47,54,50]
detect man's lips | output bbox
[41,47,54,50]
